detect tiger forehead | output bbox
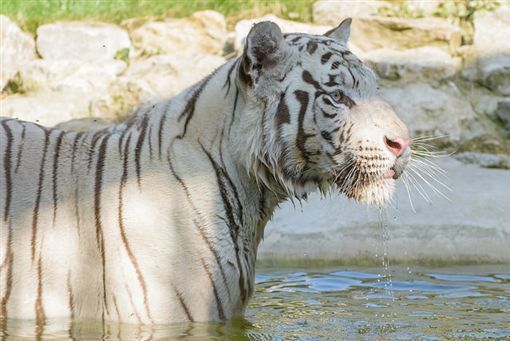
[283,34,375,92]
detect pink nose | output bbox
[384,136,411,157]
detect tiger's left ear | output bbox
[240,21,289,87]
[324,18,352,45]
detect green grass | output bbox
[1,0,316,33]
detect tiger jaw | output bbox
[337,174,396,207]
[331,154,399,206]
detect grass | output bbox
[1,0,316,33]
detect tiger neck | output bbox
[159,58,285,244]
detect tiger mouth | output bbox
[331,161,396,206]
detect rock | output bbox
[129,11,227,57]
[479,58,510,96]
[496,100,510,129]
[0,15,37,90]
[312,0,389,24]
[468,88,507,119]
[379,82,486,144]
[259,158,510,264]
[349,16,461,53]
[467,6,510,95]
[36,21,132,61]
[54,117,113,131]
[454,152,510,169]
[1,91,91,126]
[15,59,127,94]
[234,15,342,53]
[123,54,226,102]
[363,47,460,82]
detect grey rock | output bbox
[350,16,461,53]
[363,47,460,82]
[36,21,132,61]
[123,54,226,103]
[129,11,227,57]
[464,6,510,95]
[496,100,510,129]
[259,158,510,264]
[454,152,510,169]
[0,15,37,90]
[379,82,486,144]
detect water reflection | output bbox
[1,265,509,340]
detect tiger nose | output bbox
[384,136,411,157]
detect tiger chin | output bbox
[0,18,410,327]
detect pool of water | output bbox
[2,265,509,340]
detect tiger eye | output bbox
[331,90,344,103]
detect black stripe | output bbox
[135,115,150,187]
[118,133,154,323]
[321,52,333,64]
[0,220,13,320]
[201,259,225,320]
[176,72,215,139]
[199,145,247,303]
[306,40,318,54]
[294,90,314,164]
[147,125,154,160]
[223,60,237,96]
[94,134,110,316]
[35,255,46,338]
[31,129,51,262]
[302,70,323,91]
[52,131,65,225]
[276,89,290,128]
[1,121,13,222]
[14,123,26,174]
[172,284,194,322]
[167,154,233,302]
[228,86,239,135]
[70,132,84,174]
[88,129,107,171]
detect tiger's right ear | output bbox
[239,21,288,87]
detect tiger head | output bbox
[236,19,411,206]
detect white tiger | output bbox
[0,19,411,329]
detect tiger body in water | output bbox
[0,19,411,326]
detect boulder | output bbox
[1,91,91,126]
[496,100,510,129]
[36,21,132,61]
[379,82,486,144]
[15,59,127,93]
[454,152,510,169]
[122,54,226,102]
[349,16,461,53]
[363,47,460,82]
[465,6,510,95]
[0,15,37,90]
[129,11,227,57]
[312,0,390,24]
[259,158,510,264]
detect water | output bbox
[2,265,509,340]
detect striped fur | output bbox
[0,19,410,327]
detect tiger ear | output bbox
[324,18,352,45]
[240,21,288,87]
